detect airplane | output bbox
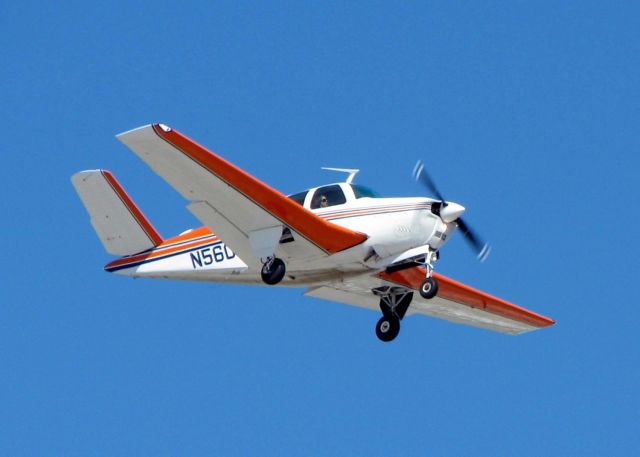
[71,123,555,342]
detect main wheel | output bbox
[419,277,438,299]
[375,315,400,342]
[261,258,286,285]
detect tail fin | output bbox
[71,170,163,256]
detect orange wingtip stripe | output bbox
[379,268,555,328]
[101,170,163,246]
[151,124,368,254]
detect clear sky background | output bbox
[1,1,639,455]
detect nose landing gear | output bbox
[419,277,438,299]
[418,249,439,299]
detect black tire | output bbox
[261,258,286,285]
[419,277,438,299]
[375,315,400,342]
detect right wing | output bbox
[117,124,368,268]
[306,267,555,335]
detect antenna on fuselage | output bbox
[321,167,360,184]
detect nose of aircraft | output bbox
[439,201,465,223]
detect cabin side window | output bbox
[310,185,347,209]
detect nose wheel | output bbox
[419,277,438,299]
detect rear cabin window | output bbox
[310,185,347,209]
[351,184,379,199]
[288,191,308,206]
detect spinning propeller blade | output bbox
[456,217,491,262]
[413,160,447,204]
[413,160,491,262]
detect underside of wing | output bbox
[306,267,554,335]
[116,124,368,269]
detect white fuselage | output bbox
[108,183,457,286]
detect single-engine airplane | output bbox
[72,124,554,341]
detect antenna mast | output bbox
[321,167,360,184]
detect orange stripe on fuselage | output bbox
[318,204,431,221]
[378,267,555,328]
[101,170,163,246]
[105,226,217,270]
[151,124,368,254]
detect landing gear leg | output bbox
[260,257,286,285]
[372,286,413,342]
[419,250,439,299]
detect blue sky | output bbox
[2,1,639,455]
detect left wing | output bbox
[117,124,368,268]
[306,267,555,335]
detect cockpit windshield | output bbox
[288,190,308,206]
[289,184,379,207]
[351,184,380,199]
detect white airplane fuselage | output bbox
[107,182,458,286]
[73,125,555,340]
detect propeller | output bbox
[412,160,491,262]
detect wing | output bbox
[306,267,554,335]
[116,124,367,268]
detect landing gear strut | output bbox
[372,286,413,342]
[419,250,439,299]
[261,257,286,285]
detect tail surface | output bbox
[71,170,163,256]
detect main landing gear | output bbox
[261,257,286,285]
[373,286,413,342]
[372,249,441,342]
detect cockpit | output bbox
[288,183,380,210]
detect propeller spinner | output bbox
[413,160,491,262]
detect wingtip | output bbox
[115,124,155,139]
[71,169,107,184]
